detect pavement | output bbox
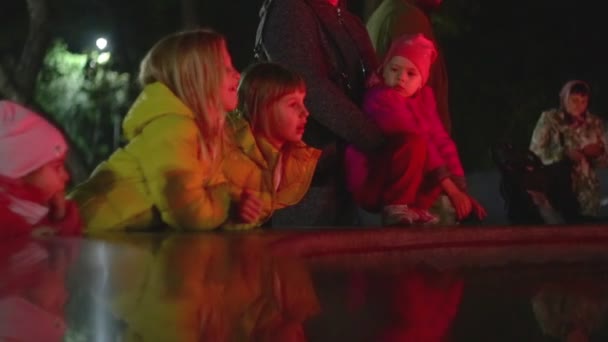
[359,168,608,226]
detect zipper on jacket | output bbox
[336,6,344,25]
[335,6,367,90]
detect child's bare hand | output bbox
[239,189,263,223]
[447,190,472,220]
[582,142,604,159]
[49,193,66,221]
[470,197,487,220]
[567,149,586,162]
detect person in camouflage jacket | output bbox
[530,80,608,216]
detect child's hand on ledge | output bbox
[48,193,66,221]
[581,141,604,159]
[238,189,263,224]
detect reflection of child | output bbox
[530,80,608,216]
[532,282,608,341]
[346,34,485,226]
[345,268,464,342]
[223,62,321,229]
[0,101,81,238]
[105,235,319,341]
[380,271,464,341]
[0,239,75,341]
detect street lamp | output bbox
[96,37,108,50]
[97,52,111,64]
[94,37,111,64]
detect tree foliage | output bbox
[35,41,132,171]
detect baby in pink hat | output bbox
[0,100,81,238]
[346,34,486,226]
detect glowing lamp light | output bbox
[96,38,108,50]
[97,52,111,64]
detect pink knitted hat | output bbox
[0,101,67,179]
[382,33,437,85]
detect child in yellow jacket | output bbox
[223,62,321,229]
[69,29,243,232]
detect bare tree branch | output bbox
[15,0,52,104]
[0,63,24,101]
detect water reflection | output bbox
[3,228,608,341]
[0,238,78,341]
[68,234,319,341]
[533,281,608,342]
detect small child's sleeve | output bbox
[420,87,464,178]
[590,115,608,167]
[363,87,418,135]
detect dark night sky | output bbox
[2,1,604,83]
[436,1,608,166]
[1,0,606,169]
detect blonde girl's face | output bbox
[266,90,309,148]
[382,56,422,98]
[220,46,240,112]
[565,93,589,117]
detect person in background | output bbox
[223,62,321,230]
[530,80,608,217]
[0,100,81,238]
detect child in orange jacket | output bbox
[223,62,321,229]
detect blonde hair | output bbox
[139,28,227,162]
[237,62,305,138]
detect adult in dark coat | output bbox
[255,0,386,226]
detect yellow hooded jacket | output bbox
[69,82,230,232]
[222,115,321,230]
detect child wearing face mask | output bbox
[223,62,321,229]
[346,34,486,226]
[0,101,81,238]
[530,80,608,217]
